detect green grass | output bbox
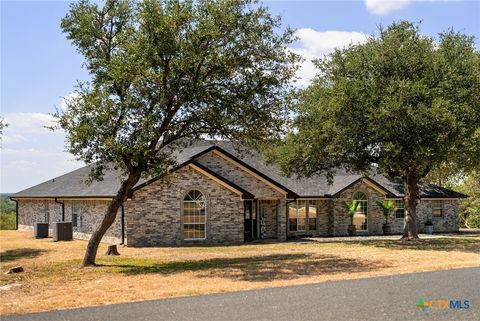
[0,213,16,230]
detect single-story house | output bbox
[11,140,467,246]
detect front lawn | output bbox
[1,230,479,315]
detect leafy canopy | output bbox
[268,22,480,182]
[57,0,299,180]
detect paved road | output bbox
[4,267,479,321]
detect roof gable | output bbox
[11,139,467,200]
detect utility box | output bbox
[52,222,73,242]
[34,222,49,238]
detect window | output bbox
[432,200,443,218]
[72,202,80,227]
[394,200,405,218]
[308,200,317,231]
[45,201,50,223]
[183,190,206,239]
[288,202,298,231]
[289,200,317,232]
[353,192,368,231]
[289,201,306,232]
[297,201,307,231]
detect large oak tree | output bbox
[268,22,480,239]
[58,0,299,266]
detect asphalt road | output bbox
[4,267,479,321]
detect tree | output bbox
[58,0,299,266]
[0,116,7,140]
[455,172,480,228]
[268,22,480,240]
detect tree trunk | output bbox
[105,244,120,256]
[401,170,420,240]
[81,170,141,267]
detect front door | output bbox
[244,200,257,241]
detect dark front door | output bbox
[244,200,257,241]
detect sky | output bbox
[1,0,479,193]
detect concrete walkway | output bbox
[295,229,480,243]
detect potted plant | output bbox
[343,200,360,236]
[424,219,434,234]
[376,200,395,235]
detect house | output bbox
[11,140,467,246]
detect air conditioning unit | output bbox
[34,222,49,238]
[52,222,73,242]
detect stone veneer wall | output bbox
[415,200,459,233]
[316,200,331,236]
[17,199,122,244]
[258,200,277,238]
[332,180,388,236]
[197,151,285,199]
[329,179,459,235]
[125,166,244,246]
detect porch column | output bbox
[277,199,287,241]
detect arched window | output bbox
[353,192,368,231]
[183,190,206,239]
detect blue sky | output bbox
[1,0,479,193]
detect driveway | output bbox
[4,267,479,321]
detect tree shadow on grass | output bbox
[0,248,46,262]
[106,253,390,282]
[345,238,480,254]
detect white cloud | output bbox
[0,111,83,192]
[1,147,83,192]
[365,0,412,15]
[291,28,369,87]
[3,112,55,136]
[60,92,80,111]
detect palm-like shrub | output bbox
[343,200,360,225]
[376,200,395,224]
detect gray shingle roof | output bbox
[11,140,467,199]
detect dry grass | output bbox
[1,230,479,315]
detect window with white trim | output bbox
[394,200,405,218]
[432,200,443,218]
[289,200,318,232]
[353,192,368,231]
[183,190,206,239]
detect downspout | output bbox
[10,197,18,230]
[120,205,125,245]
[54,198,65,221]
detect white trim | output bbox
[188,163,244,199]
[360,178,389,196]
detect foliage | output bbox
[58,0,299,181]
[376,200,395,223]
[0,116,7,141]
[343,200,359,225]
[454,172,480,228]
[0,194,16,230]
[425,168,480,228]
[58,0,299,265]
[267,21,480,238]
